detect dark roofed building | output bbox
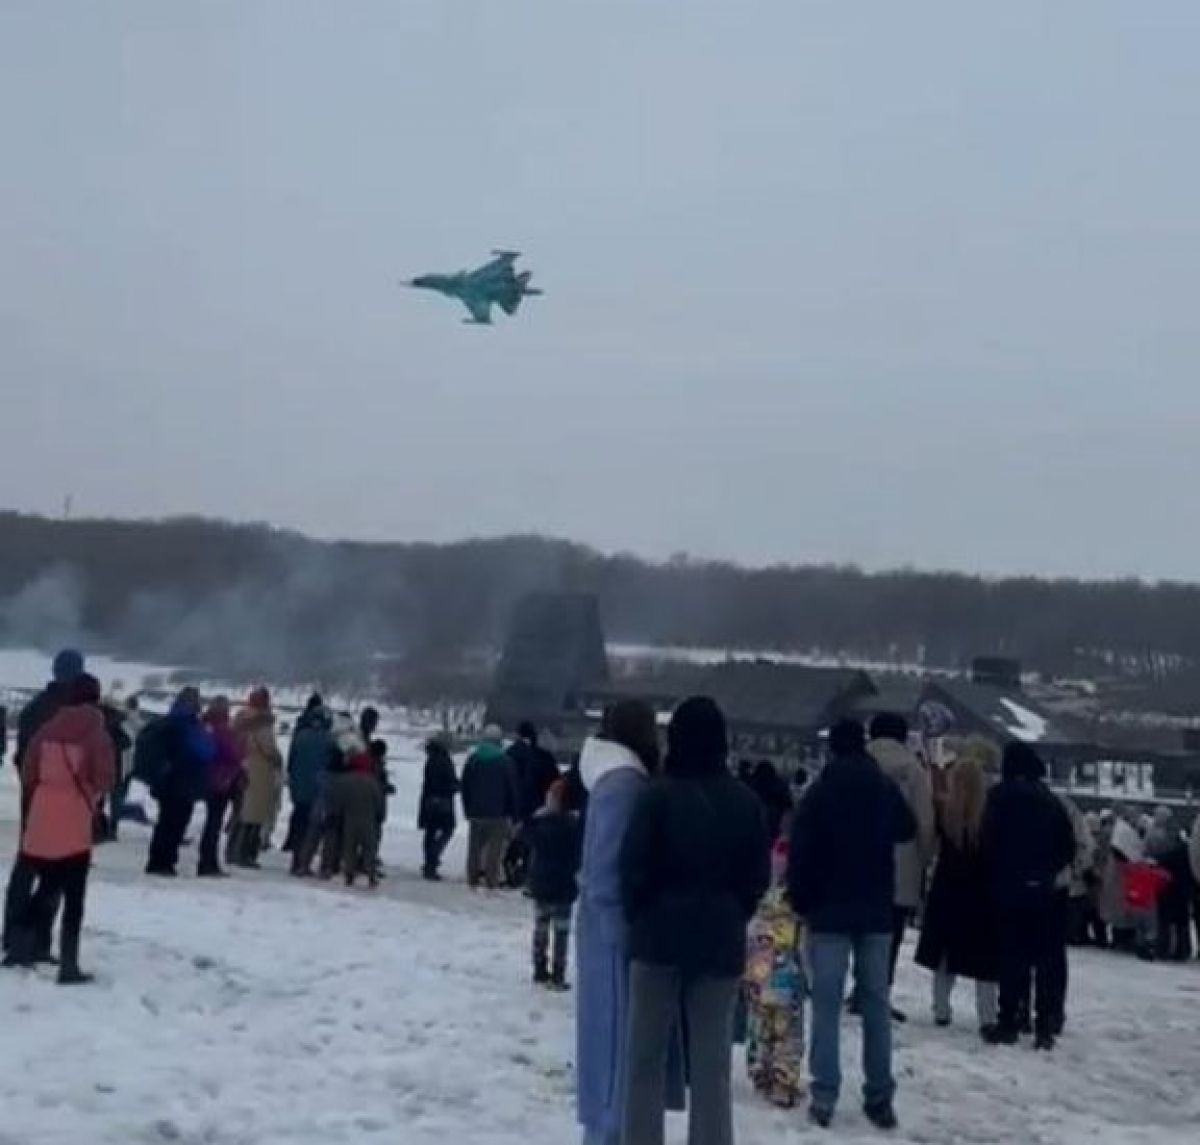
[916,673,1200,804]
[485,592,609,731]
[848,675,925,727]
[578,660,877,767]
[701,661,875,735]
[917,678,1078,749]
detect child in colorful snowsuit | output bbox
[744,833,807,1108]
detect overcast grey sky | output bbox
[1,2,1197,579]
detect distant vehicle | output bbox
[405,250,543,325]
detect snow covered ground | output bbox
[1,665,1199,1143]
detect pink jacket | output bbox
[21,705,116,861]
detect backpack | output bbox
[132,717,172,795]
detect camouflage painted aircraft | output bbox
[405,250,543,325]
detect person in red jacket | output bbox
[9,673,115,984]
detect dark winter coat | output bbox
[418,743,459,831]
[509,738,561,823]
[745,762,793,842]
[288,714,337,806]
[620,771,770,978]
[523,808,581,905]
[101,704,133,761]
[1155,841,1196,920]
[156,708,217,803]
[788,752,917,935]
[915,828,998,982]
[460,742,518,821]
[980,778,1075,907]
[561,761,588,817]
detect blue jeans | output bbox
[582,1132,618,1145]
[808,932,894,1113]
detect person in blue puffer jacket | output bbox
[145,687,216,877]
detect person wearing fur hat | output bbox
[229,688,282,869]
[979,742,1074,1049]
[460,725,519,889]
[619,697,770,1145]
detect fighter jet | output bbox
[405,250,543,325]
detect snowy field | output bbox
[1,657,1200,1143]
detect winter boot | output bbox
[239,826,263,870]
[2,925,37,969]
[808,1106,833,1129]
[224,823,243,867]
[864,1102,898,1131]
[57,965,95,986]
[533,962,550,986]
[982,1024,1019,1046]
[57,921,92,986]
[1015,1001,1033,1035]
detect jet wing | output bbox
[461,294,493,324]
[496,284,522,316]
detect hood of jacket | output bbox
[579,736,646,792]
[470,742,508,766]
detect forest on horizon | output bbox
[1,512,1198,699]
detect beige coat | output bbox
[236,710,283,827]
[868,737,936,909]
[1055,794,1095,895]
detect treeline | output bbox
[1,511,1199,685]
